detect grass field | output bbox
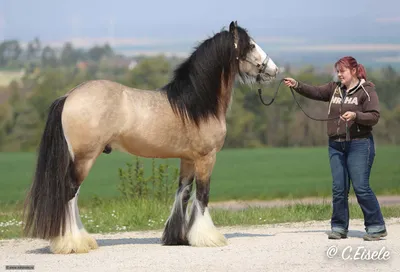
[1,199,400,239]
[1,145,399,205]
[1,146,399,239]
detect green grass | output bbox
[1,145,399,240]
[1,146,399,205]
[1,198,400,240]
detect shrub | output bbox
[117,157,179,203]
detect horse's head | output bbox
[229,21,279,83]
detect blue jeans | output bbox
[328,135,385,234]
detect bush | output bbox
[117,156,179,203]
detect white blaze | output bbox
[252,40,278,76]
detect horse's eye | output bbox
[250,44,255,50]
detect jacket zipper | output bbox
[336,89,345,140]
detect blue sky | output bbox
[1,0,400,63]
[2,0,399,40]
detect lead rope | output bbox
[258,79,340,121]
[258,79,350,140]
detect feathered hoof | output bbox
[49,231,97,254]
[188,228,227,247]
[187,207,228,247]
[82,230,99,250]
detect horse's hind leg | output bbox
[50,151,100,254]
[187,153,227,247]
[162,159,195,245]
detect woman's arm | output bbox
[355,90,380,126]
[294,81,336,102]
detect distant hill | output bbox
[112,42,400,70]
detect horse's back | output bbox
[63,79,127,123]
[66,79,126,100]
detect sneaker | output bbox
[363,230,387,241]
[328,231,347,239]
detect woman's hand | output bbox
[341,111,357,121]
[283,78,298,88]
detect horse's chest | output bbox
[193,122,227,152]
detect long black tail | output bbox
[23,96,78,239]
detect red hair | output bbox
[334,56,368,80]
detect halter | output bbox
[233,42,271,75]
[250,55,270,75]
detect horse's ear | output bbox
[230,21,239,49]
[229,21,236,33]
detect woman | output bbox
[284,56,387,241]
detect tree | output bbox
[41,46,58,67]
[125,55,172,89]
[372,66,400,110]
[60,42,81,66]
[0,40,22,66]
[87,44,113,62]
[27,37,42,61]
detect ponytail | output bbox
[357,64,367,80]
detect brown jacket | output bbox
[294,79,380,140]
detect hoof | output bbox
[187,206,228,247]
[49,232,97,254]
[83,231,99,250]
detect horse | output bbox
[23,21,279,254]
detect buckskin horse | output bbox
[23,21,279,254]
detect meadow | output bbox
[1,146,399,239]
[1,145,399,205]
[1,199,400,239]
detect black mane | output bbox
[162,26,251,126]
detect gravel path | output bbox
[1,217,399,272]
[208,195,400,210]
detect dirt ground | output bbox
[208,195,400,210]
[1,216,399,272]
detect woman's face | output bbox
[336,65,357,87]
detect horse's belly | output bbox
[112,133,189,159]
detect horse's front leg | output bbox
[187,152,227,247]
[162,159,194,245]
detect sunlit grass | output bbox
[1,198,399,240]
[1,146,399,204]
